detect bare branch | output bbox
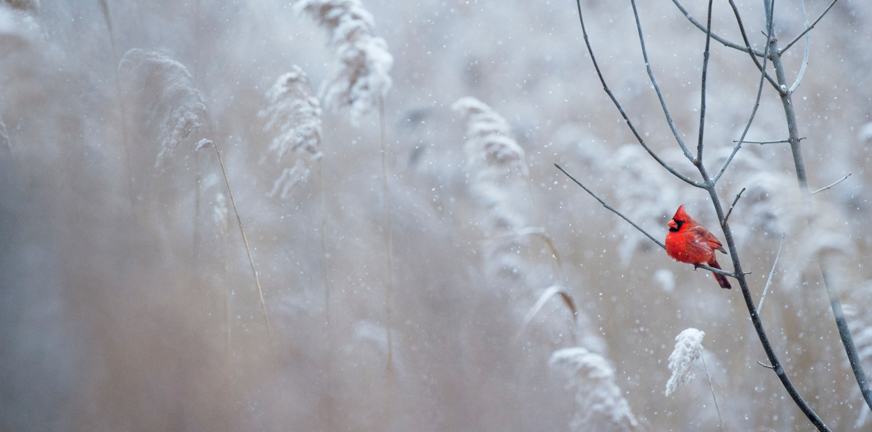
[574,0,704,188]
[722,187,745,226]
[629,0,694,161]
[778,0,839,55]
[759,0,859,421]
[788,0,811,94]
[519,285,578,343]
[671,0,764,56]
[757,233,785,315]
[556,163,664,249]
[712,1,775,184]
[811,173,851,195]
[734,137,804,144]
[674,0,781,91]
[693,0,715,166]
[554,164,733,277]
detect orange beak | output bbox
[667,220,678,229]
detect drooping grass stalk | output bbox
[378,96,394,374]
[294,0,394,377]
[318,158,334,431]
[700,353,725,432]
[202,137,272,338]
[118,48,273,339]
[213,192,232,362]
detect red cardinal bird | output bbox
[665,205,731,289]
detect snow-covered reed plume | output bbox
[261,66,322,159]
[665,328,705,396]
[294,0,392,124]
[453,96,530,279]
[259,66,322,198]
[118,49,207,166]
[0,1,41,44]
[549,348,639,432]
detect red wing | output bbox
[688,225,727,254]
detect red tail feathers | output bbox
[707,259,732,289]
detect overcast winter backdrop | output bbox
[2,0,872,431]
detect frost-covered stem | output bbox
[811,173,850,195]
[767,15,872,412]
[379,96,394,373]
[211,142,272,338]
[757,234,784,315]
[787,0,810,94]
[701,354,725,432]
[574,0,703,188]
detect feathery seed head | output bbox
[295,0,392,124]
[260,66,322,160]
[119,49,207,166]
[665,328,705,396]
[550,348,639,431]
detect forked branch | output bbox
[574,0,703,188]
[554,164,733,278]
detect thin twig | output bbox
[671,0,764,56]
[734,137,804,144]
[778,0,838,55]
[557,163,663,248]
[693,0,715,166]
[574,0,704,188]
[672,0,781,90]
[811,173,851,195]
[757,361,776,369]
[712,0,775,184]
[629,0,693,161]
[757,233,785,315]
[722,187,745,226]
[554,164,733,277]
[701,354,726,432]
[788,0,811,94]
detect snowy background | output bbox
[2,0,872,430]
